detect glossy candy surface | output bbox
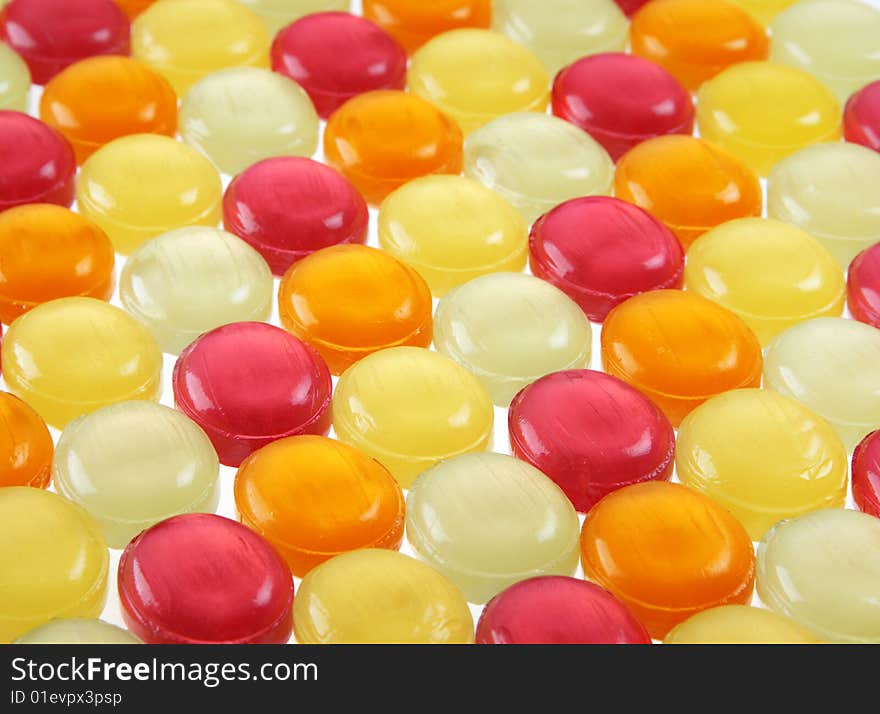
[294,549,474,644]
[278,245,433,375]
[529,196,684,322]
[849,243,880,329]
[114,0,154,18]
[665,606,820,644]
[602,289,762,426]
[234,436,405,577]
[239,0,349,35]
[853,430,880,518]
[14,618,141,644]
[118,514,294,644]
[333,347,494,488]
[677,389,848,540]
[475,577,651,645]
[509,370,675,512]
[0,391,53,488]
[730,0,798,25]
[223,157,368,276]
[406,453,581,603]
[0,41,30,110]
[173,322,332,467]
[845,80,880,153]
[580,482,756,639]
[1,298,162,428]
[362,0,491,53]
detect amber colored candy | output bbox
[362,0,492,53]
[580,481,756,639]
[0,392,53,488]
[114,0,154,18]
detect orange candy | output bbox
[601,290,763,426]
[114,0,155,19]
[234,436,405,577]
[0,392,54,489]
[362,0,492,53]
[614,136,763,251]
[0,205,115,325]
[580,481,756,639]
[278,245,433,375]
[324,90,463,205]
[630,0,769,90]
[40,56,177,163]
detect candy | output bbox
[845,80,880,153]
[239,0,349,35]
[113,0,154,18]
[333,347,494,488]
[362,0,491,53]
[14,619,141,644]
[234,436,405,577]
[118,514,294,644]
[278,245,432,375]
[434,273,591,406]
[0,41,30,111]
[614,0,650,16]
[729,0,798,25]
[852,430,880,518]
[294,549,474,644]
[0,392,53,488]
[407,453,581,603]
[665,606,821,645]
[850,243,880,329]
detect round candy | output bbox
[1,298,162,428]
[271,12,407,119]
[685,217,845,346]
[15,619,141,644]
[509,370,675,512]
[0,111,75,211]
[850,243,880,330]
[239,0,348,35]
[362,0,491,53]
[529,196,684,322]
[580,482,756,639]
[757,509,880,644]
[294,549,474,644]
[462,112,614,224]
[180,67,318,175]
[767,142,880,267]
[853,430,880,518]
[53,401,220,549]
[407,453,581,603]
[40,56,177,163]
[613,135,763,251]
[0,41,30,110]
[492,0,628,74]
[118,514,294,644]
[475,577,651,645]
[333,347,494,488]
[601,289,763,426]
[0,487,108,643]
[434,273,592,406]
[696,61,841,177]
[551,53,694,162]
[0,0,129,85]
[77,134,222,255]
[730,0,798,25]
[763,318,880,450]
[223,157,368,276]
[114,0,154,18]
[323,90,463,205]
[378,175,527,296]
[119,227,273,354]
[0,204,115,324]
[0,391,53,488]
[277,244,433,375]
[770,0,880,102]
[408,29,550,135]
[235,436,404,577]
[665,606,821,645]
[614,0,649,16]
[132,0,270,95]
[677,388,848,540]
[845,80,880,153]
[173,322,332,467]
[630,0,768,91]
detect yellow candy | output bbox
[14,619,141,645]
[730,0,799,26]
[0,41,30,111]
[665,606,822,644]
[237,0,348,35]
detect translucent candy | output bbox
[0,391,53,489]
[362,0,491,53]
[665,606,821,644]
[0,41,30,111]
[14,619,141,645]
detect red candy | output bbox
[853,431,880,518]
[614,0,651,17]
[845,80,880,153]
[223,157,369,276]
[552,53,693,161]
[848,243,880,328]
[529,196,684,322]
[0,0,130,84]
[118,514,295,644]
[508,370,676,513]
[476,576,651,645]
[173,322,332,467]
[0,111,76,211]
[271,12,407,119]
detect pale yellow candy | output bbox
[492,0,628,74]
[757,509,880,643]
[294,549,474,644]
[767,142,880,268]
[15,619,141,645]
[407,453,581,603]
[120,227,273,354]
[685,217,845,346]
[434,273,592,406]
[665,606,822,644]
[730,0,799,26]
[0,41,30,111]
[463,112,614,224]
[770,0,880,102]
[54,402,220,549]
[237,0,349,34]
[764,318,880,451]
